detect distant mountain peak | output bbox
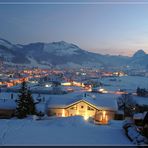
[133,49,146,58]
[0,38,13,49]
[51,41,69,45]
[51,41,79,48]
[0,38,12,44]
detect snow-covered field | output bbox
[101,76,148,92]
[0,116,133,146]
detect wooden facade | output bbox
[0,109,15,119]
[48,100,116,124]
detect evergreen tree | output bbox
[26,90,36,115]
[16,81,28,118]
[136,87,141,96]
[16,81,37,118]
[137,87,147,97]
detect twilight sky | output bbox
[0,0,148,56]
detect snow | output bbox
[100,76,148,92]
[47,92,118,111]
[0,116,133,145]
[0,39,13,49]
[127,126,148,145]
[26,57,50,69]
[87,93,118,111]
[128,126,140,140]
[0,92,48,112]
[133,113,144,120]
[0,91,118,112]
[132,95,148,106]
[36,102,46,113]
[0,99,16,109]
[43,41,79,56]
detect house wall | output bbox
[48,101,116,123]
[66,101,96,117]
[48,101,97,117]
[95,110,116,123]
[0,109,15,118]
[48,108,68,117]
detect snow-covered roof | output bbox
[133,113,144,120]
[0,99,16,109]
[0,92,49,110]
[47,92,82,108]
[0,92,118,111]
[132,95,148,106]
[48,92,118,111]
[133,112,148,120]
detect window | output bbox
[81,106,84,109]
[87,106,94,111]
[70,105,77,110]
[57,113,62,117]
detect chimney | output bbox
[11,93,13,99]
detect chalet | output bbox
[47,92,118,124]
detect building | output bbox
[0,99,16,118]
[47,92,118,124]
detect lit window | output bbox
[87,106,94,111]
[70,105,77,110]
[57,113,62,117]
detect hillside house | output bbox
[47,93,118,124]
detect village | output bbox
[1,0,148,146]
[0,67,148,146]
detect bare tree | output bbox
[118,93,136,117]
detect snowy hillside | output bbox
[44,41,79,56]
[0,38,13,49]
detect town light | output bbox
[99,88,108,93]
[99,88,104,92]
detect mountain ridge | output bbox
[0,38,147,69]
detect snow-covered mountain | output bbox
[133,49,146,58]
[129,49,148,68]
[0,38,147,69]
